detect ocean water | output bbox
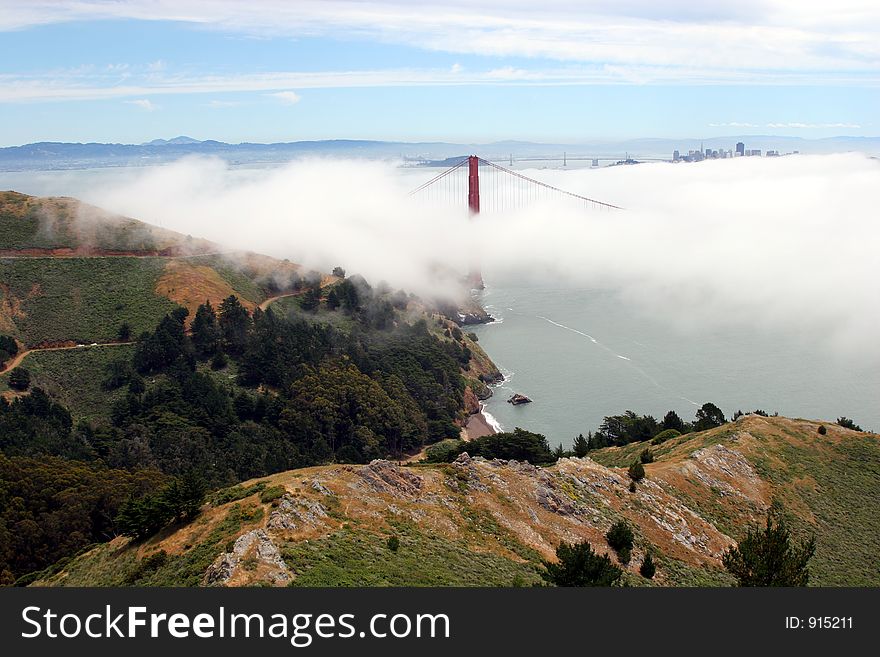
[471,282,880,447]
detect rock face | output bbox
[203,529,290,586]
[463,386,482,415]
[267,493,329,531]
[356,459,424,497]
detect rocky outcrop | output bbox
[267,493,329,531]
[203,529,290,586]
[463,386,481,415]
[356,460,424,497]
[507,393,532,405]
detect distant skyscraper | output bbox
[673,150,680,161]
[736,141,745,156]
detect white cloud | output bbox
[1,2,879,84]
[124,98,158,111]
[270,90,302,105]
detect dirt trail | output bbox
[0,341,134,375]
[258,292,303,311]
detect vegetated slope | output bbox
[0,190,216,255]
[0,344,135,419]
[34,416,878,587]
[0,192,308,346]
[588,415,880,586]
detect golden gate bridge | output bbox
[409,155,622,288]
[409,155,623,214]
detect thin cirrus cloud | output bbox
[1,1,879,86]
[123,98,158,111]
[269,91,302,105]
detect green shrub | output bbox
[628,481,637,493]
[817,425,826,435]
[8,367,31,391]
[466,332,478,342]
[210,351,228,370]
[628,461,645,481]
[211,481,267,506]
[439,428,554,464]
[836,417,862,432]
[640,553,656,579]
[606,520,635,553]
[640,448,654,464]
[542,541,622,587]
[617,546,631,565]
[425,438,466,463]
[651,428,681,445]
[387,535,400,552]
[259,485,287,504]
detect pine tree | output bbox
[640,553,656,579]
[218,296,251,354]
[628,460,645,481]
[8,367,30,391]
[573,433,590,457]
[191,301,221,357]
[542,541,623,587]
[722,512,816,586]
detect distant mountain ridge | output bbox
[2,135,878,171]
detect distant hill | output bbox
[29,415,880,587]
[2,136,878,171]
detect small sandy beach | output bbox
[465,411,497,439]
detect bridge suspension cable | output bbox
[408,155,623,213]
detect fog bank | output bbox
[88,153,880,362]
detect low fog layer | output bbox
[88,153,880,361]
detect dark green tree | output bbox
[628,460,645,482]
[218,296,251,355]
[191,301,221,357]
[572,433,590,457]
[640,553,656,579]
[836,417,862,432]
[325,288,340,310]
[722,513,816,586]
[8,367,30,391]
[661,409,686,433]
[300,286,321,312]
[640,448,654,464]
[606,520,635,553]
[542,541,622,587]
[694,402,726,431]
[117,322,132,342]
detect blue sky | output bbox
[1,1,878,145]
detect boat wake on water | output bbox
[534,314,699,408]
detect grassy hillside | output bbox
[590,416,880,586]
[0,190,216,254]
[0,257,177,345]
[33,415,877,588]
[0,344,135,419]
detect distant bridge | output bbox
[409,155,622,287]
[409,155,623,214]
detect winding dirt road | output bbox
[0,342,134,375]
